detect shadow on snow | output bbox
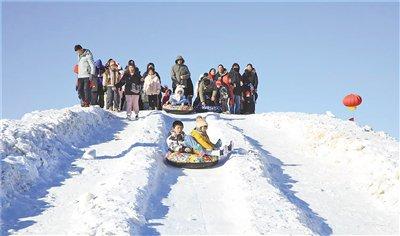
[227,123,333,236]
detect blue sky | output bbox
[2,1,399,138]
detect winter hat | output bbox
[95,59,103,69]
[128,60,136,67]
[175,55,185,64]
[196,116,208,129]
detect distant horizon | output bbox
[2,1,399,138]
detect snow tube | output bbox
[194,104,223,113]
[165,151,218,169]
[162,104,193,114]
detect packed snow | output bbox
[0,106,398,235]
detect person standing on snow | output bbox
[115,61,143,120]
[242,63,258,114]
[142,63,162,110]
[74,44,95,107]
[143,67,161,110]
[94,60,106,108]
[103,59,121,111]
[215,67,234,113]
[228,63,243,114]
[171,55,194,104]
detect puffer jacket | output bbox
[143,74,161,95]
[216,71,234,105]
[115,72,143,96]
[190,129,214,151]
[166,130,186,152]
[77,49,95,78]
[103,69,121,87]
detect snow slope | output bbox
[1,107,398,235]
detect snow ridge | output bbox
[1,106,118,212]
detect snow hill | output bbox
[1,106,398,235]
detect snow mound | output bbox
[0,106,117,209]
[256,112,399,208]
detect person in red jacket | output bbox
[215,67,234,113]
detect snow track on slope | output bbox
[10,111,168,235]
[139,113,314,234]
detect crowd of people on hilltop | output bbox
[74,44,259,120]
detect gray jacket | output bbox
[77,49,95,78]
[171,64,191,87]
[198,79,218,103]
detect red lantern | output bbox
[343,94,362,111]
[73,64,79,74]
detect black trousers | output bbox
[148,94,159,109]
[78,77,91,104]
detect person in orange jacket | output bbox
[215,67,234,113]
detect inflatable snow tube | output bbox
[165,151,219,169]
[162,104,193,114]
[194,104,223,113]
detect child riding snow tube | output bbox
[165,119,227,168]
[163,85,193,114]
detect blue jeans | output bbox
[184,136,204,152]
[230,95,241,114]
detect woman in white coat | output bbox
[143,67,161,110]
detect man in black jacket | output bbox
[242,64,259,114]
[229,63,243,114]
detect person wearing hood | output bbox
[143,67,161,110]
[74,44,95,107]
[229,63,243,114]
[167,85,189,106]
[171,55,194,103]
[92,59,105,107]
[115,60,143,120]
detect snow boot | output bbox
[228,141,234,151]
[219,145,229,156]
